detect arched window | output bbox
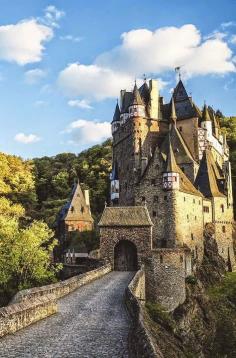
[222,225,226,233]
[160,255,163,264]
[221,204,224,213]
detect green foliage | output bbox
[208,272,236,305]
[67,230,100,253]
[146,302,175,331]
[33,139,112,226]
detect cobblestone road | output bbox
[0,272,134,358]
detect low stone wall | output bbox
[0,264,111,338]
[12,264,111,304]
[126,268,163,358]
[0,294,57,338]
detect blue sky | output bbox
[0,0,235,158]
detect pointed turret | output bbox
[129,81,145,118]
[173,80,188,102]
[112,101,120,123]
[131,82,144,106]
[170,97,177,124]
[202,104,211,122]
[200,103,212,139]
[163,136,180,190]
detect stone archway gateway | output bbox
[114,240,138,271]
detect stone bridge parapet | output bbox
[0,264,111,338]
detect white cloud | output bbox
[14,133,41,144]
[64,119,111,145]
[34,100,47,107]
[42,5,65,28]
[68,99,93,109]
[0,19,53,65]
[24,68,47,84]
[221,21,236,29]
[230,35,236,44]
[96,25,235,78]
[60,35,82,42]
[58,63,167,100]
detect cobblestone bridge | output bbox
[0,272,134,358]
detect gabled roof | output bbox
[112,102,120,123]
[161,124,194,164]
[63,182,94,222]
[195,149,225,198]
[98,206,153,227]
[131,83,144,106]
[139,81,150,105]
[121,91,133,113]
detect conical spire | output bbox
[170,96,177,124]
[166,135,179,173]
[173,79,188,101]
[202,103,211,122]
[112,101,120,123]
[131,81,144,106]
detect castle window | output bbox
[221,204,224,213]
[184,197,186,202]
[222,226,226,233]
[153,211,157,217]
[191,233,194,240]
[203,206,209,213]
[193,199,195,204]
[179,126,183,132]
[71,206,74,212]
[141,196,146,202]
[151,179,156,185]
[199,200,201,205]
[187,214,189,220]
[160,255,163,264]
[164,196,167,201]
[153,196,159,203]
[180,255,183,263]
[181,167,185,173]
[81,206,84,213]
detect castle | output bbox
[99,77,235,310]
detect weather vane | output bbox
[175,66,182,81]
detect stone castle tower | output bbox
[99,78,235,310]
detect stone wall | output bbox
[125,268,163,358]
[0,265,111,338]
[145,249,188,311]
[100,226,152,268]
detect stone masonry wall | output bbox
[125,267,163,358]
[100,226,152,268]
[0,265,111,338]
[145,249,188,311]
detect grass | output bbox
[146,302,176,331]
[208,272,236,305]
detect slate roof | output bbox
[98,206,153,227]
[139,81,150,105]
[112,102,120,123]
[131,83,144,106]
[195,149,225,197]
[121,91,133,113]
[62,182,94,223]
[161,124,194,164]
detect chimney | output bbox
[84,190,90,208]
[149,79,159,120]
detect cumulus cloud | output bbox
[96,25,235,78]
[24,68,47,84]
[14,133,41,144]
[221,21,236,29]
[64,119,111,145]
[58,63,167,100]
[58,24,235,100]
[0,19,53,65]
[68,99,93,109]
